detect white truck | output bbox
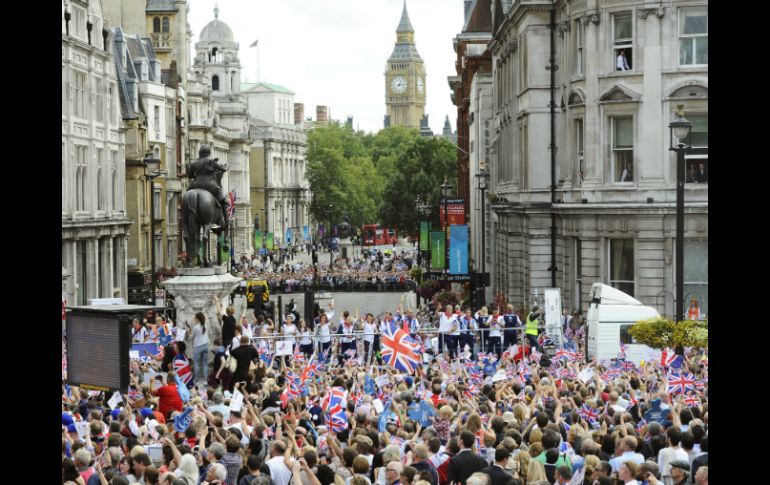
[586,283,660,364]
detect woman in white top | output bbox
[362,313,377,363]
[488,309,503,358]
[281,314,298,367]
[187,312,210,384]
[240,316,253,340]
[298,319,314,357]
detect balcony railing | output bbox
[151,33,172,50]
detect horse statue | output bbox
[182,189,227,267]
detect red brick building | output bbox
[448,0,493,214]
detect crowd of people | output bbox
[63,298,708,485]
[234,249,417,295]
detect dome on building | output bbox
[199,5,234,43]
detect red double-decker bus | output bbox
[362,224,398,246]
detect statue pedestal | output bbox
[163,265,242,349]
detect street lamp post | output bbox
[475,160,490,307]
[143,152,163,304]
[441,178,452,279]
[328,204,334,266]
[668,105,692,325]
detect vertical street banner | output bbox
[255,230,264,249]
[286,228,293,244]
[266,232,274,250]
[439,198,466,227]
[449,225,469,275]
[303,226,310,242]
[430,231,445,269]
[419,222,429,250]
[318,224,325,240]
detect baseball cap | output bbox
[140,408,155,419]
[62,413,74,427]
[111,409,121,420]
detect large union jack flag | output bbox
[661,348,683,369]
[667,372,696,395]
[173,354,193,386]
[381,320,421,374]
[328,387,347,433]
[579,404,600,423]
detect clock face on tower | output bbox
[417,78,424,94]
[391,76,408,94]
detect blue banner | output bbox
[303,226,310,242]
[131,343,159,361]
[449,225,468,275]
[286,228,293,244]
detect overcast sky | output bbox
[188,0,464,134]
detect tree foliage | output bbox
[628,317,708,349]
[305,123,457,235]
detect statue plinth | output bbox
[163,266,242,350]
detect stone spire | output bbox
[214,2,219,19]
[397,1,414,33]
[443,115,452,136]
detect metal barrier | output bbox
[266,280,418,294]
[245,326,553,365]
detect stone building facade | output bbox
[486,0,708,315]
[62,0,131,305]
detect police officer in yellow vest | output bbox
[525,306,543,352]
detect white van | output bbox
[586,283,659,363]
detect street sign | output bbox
[440,198,466,226]
[425,272,490,285]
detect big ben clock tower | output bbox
[384,1,426,130]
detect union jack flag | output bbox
[627,393,640,409]
[286,371,301,399]
[530,348,542,364]
[694,379,706,391]
[683,394,701,407]
[619,343,627,359]
[263,424,275,439]
[293,347,306,364]
[464,361,477,369]
[464,384,479,399]
[127,387,144,402]
[469,368,484,382]
[519,361,532,380]
[635,418,647,434]
[381,321,421,374]
[602,368,622,381]
[661,348,683,369]
[300,354,317,382]
[579,404,600,423]
[173,354,193,386]
[619,359,636,372]
[666,372,696,395]
[328,387,347,433]
[376,387,387,402]
[226,189,236,220]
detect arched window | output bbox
[153,17,161,33]
[162,17,170,33]
[212,75,220,91]
[97,168,104,210]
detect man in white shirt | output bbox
[616,50,630,71]
[438,305,456,356]
[659,428,689,485]
[207,392,231,422]
[266,441,294,485]
[609,436,645,472]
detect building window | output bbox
[613,13,633,71]
[612,116,633,183]
[162,17,170,33]
[77,241,87,305]
[112,170,118,211]
[685,114,708,184]
[684,239,708,317]
[73,71,86,118]
[212,75,220,91]
[679,7,708,66]
[112,239,119,291]
[575,118,584,184]
[154,106,161,138]
[574,238,582,312]
[167,239,176,268]
[575,20,584,76]
[609,239,634,297]
[153,189,161,219]
[167,194,177,224]
[155,236,163,270]
[75,146,87,211]
[97,168,104,210]
[153,17,161,33]
[95,78,104,123]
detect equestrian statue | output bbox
[181,145,231,267]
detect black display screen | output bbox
[66,310,130,392]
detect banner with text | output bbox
[449,225,469,275]
[266,232,274,250]
[439,198,466,227]
[255,230,264,249]
[419,222,429,250]
[303,226,310,242]
[430,231,445,269]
